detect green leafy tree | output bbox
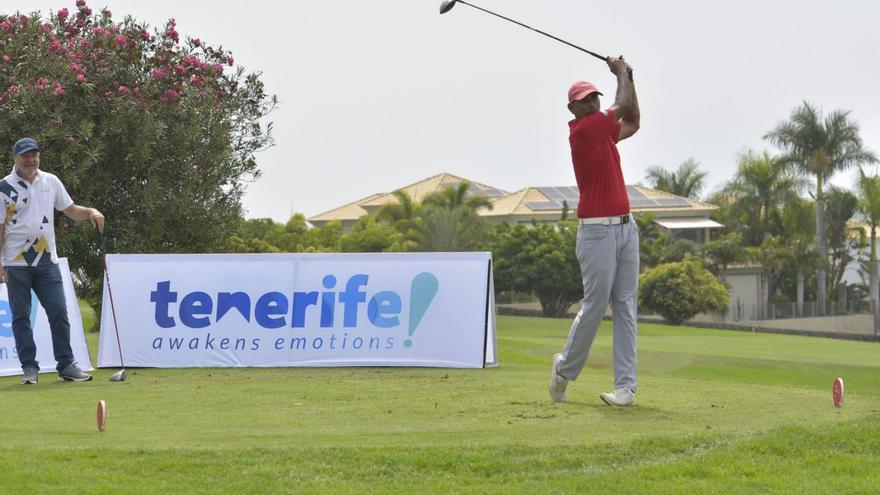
[632,213,698,268]
[721,150,806,245]
[639,258,729,325]
[0,2,275,302]
[412,181,493,252]
[855,167,880,318]
[277,213,312,251]
[824,187,860,304]
[765,102,877,314]
[305,220,343,252]
[634,212,666,269]
[339,215,399,253]
[781,197,817,240]
[376,189,420,251]
[644,158,708,199]
[782,237,818,316]
[701,232,747,283]
[228,235,280,253]
[659,238,698,264]
[747,235,788,319]
[775,197,817,313]
[488,222,581,317]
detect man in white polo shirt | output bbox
[0,137,105,384]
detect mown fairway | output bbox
[1,314,878,494]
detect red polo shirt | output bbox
[569,109,629,218]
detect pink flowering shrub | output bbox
[0,1,276,302]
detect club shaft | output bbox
[456,0,608,62]
[103,255,125,368]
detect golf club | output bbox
[101,235,126,382]
[439,0,633,80]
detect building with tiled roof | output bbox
[306,172,768,322]
[307,192,386,231]
[308,172,508,230]
[308,172,722,243]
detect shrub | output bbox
[639,259,729,325]
[487,221,581,317]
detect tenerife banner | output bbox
[0,258,93,377]
[97,253,497,369]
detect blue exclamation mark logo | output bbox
[406,272,438,348]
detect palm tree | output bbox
[701,232,747,284]
[764,101,878,315]
[415,181,493,251]
[824,187,861,309]
[421,181,494,212]
[855,168,880,329]
[785,237,817,316]
[748,235,788,319]
[722,150,806,245]
[376,190,420,251]
[376,190,419,227]
[644,158,708,199]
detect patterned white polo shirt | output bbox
[0,169,73,267]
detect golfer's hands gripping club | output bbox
[607,55,633,81]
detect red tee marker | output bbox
[832,377,845,408]
[97,400,107,431]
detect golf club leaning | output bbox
[101,235,126,382]
[439,0,633,80]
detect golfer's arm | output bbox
[608,72,632,117]
[615,75,641,141]
[617,83,640,141]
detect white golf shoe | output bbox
[548,353,568,402]
[601,388,635,406]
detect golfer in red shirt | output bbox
[549,56,641,406]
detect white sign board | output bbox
[0,258,93,377]
[98,253,497,369]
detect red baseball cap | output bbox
[568,81,602,102]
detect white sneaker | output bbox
[549,353,568,402]
[601,388,635,406]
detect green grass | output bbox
[2,315,878,493]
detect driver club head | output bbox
[108,369,126,382]
[439,0,457,14]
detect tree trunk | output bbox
[762,270,770,319]
[870,226,878,325]
[540,292,577,318]
[815,179,827,316]
[796,268,804,317]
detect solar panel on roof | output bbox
[629,199,657,208]
[561,188,579,202]
[538,187,564,201]
[626,186,647,199]
[526,201,564,211]
[481,187,506,197]
[655,198,691,207]
[531,186,692,210]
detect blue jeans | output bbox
[5,263,73,372]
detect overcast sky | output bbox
[10,1,880,222]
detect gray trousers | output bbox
[558,220,639,391]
